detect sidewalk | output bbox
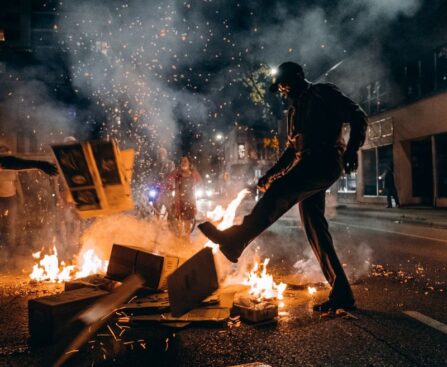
[335,203,447,229]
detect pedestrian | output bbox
[167,156,201,238]
[381,165,400,208]
[0,145,58,265]
[153,147,175,216]
[199,62,368,312]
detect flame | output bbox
[75,248,109,279]
[206,205,225,222]
[204,189,250,253]
[243,258,287,305]
[29,246,108,283]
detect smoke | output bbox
[79,214,203,262]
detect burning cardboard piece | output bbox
[106,244,180,290]
[52,139,134,218]
[167,248,218,317]
[28,287,109,345]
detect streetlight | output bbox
[215,133,223,141]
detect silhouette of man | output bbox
[199,62,368,312]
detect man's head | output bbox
[180,156,190,171]
[269,62,305,97]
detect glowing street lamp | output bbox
[215,133,223,141]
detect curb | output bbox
[335,207,447,230]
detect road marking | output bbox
[329,220,447,243]
[403,311,447,334]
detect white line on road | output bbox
[403,311,447,334]
[329,221,447,243]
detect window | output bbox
[362,145,393,196]
[435,134,447,197]
[237,144,245,160]
[411,139,433,198]
[338,173,357,193]
[436,45,447,91]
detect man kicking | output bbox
[199,62,367,312]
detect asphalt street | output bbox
[0,208,446,367]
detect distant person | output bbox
[0,145,58,262]
[381,165,400,208]
[199,62,367,312]
[153,147,175,214]
[167,156,201,238]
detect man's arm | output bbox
[323,84,368,173]
[0,156,58,176]
[257,146,298,191]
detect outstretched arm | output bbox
[0,156,58,176]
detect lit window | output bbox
[238,144,245,160]
[338,173,357,193]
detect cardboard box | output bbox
[28,288,109,344]
[167,248,218,317]
[52,139,134,218]
[234,302,278,323]
[106,244,180,290]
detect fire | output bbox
[204,189,250,253]
[29,246,108,283]
[206,205,225,222]
[243,258,286,305]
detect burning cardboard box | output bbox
[106,244,180,290]
[28,287,109,345]
[52,139,134,218]
[234,301,278,323]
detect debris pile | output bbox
[28,243,288,365]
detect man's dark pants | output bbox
[232,150,354,303]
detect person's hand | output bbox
[343,149,358,174]
[257,175,271,193]
[37,161,59,176]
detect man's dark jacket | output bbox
[266,82,368,181]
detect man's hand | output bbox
[36,161,59,176]
[257,175,271,193]
[343,149,358,174]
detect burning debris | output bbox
[30,245,108,283]
[25,189,329,366]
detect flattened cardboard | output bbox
[52,139,134,218]
[132,307,230,323]
[167,248,218,317]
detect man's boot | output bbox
[198,222,252,263]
